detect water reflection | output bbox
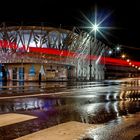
[0,81,68,95]
[0,81,7,90]
[0,78,140,139]
[0,96,140,139]
[120,89,140,100]
[0,97,140,124]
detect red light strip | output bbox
[0,40,140,67]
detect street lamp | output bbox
[89,38,92,81]
[89,24,99,81]
[121,54,126,59]
[80,8,113,81]
[108,50,113,55]
[116,46,120,51]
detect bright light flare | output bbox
[116,46,120,51]
[80,6,115,41]
[121,54,126,58]
[108,50,112,55]
[92,24,99,32]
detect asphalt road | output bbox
[0,78,140,140]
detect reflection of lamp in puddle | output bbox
[120,91,125,100]
[105,102,111,113]
[113,101,119,116]
[114,93,119,100]
[106,92,111,100]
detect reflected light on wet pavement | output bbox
[0,78,140,139]
[85,113,140,140]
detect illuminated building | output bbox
[0,25,108,81]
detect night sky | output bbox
[0,0,139,60]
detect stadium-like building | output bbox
[0,25,108,81]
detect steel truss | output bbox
[0,24,108,67]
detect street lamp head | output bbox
[116,46,120,51]
[80,7,114,42]
[92,24,99,32]
[108,50,113,55]
[121,54,126,58]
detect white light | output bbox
[108,50,112,54]
[116,46,120,51]
[80,6,115,42]
[92,24,99,32]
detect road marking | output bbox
[0,113,37,127]
[15,121,96,140]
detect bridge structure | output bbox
[0,24,136,82]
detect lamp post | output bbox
[82,9,111,81]
[89,24,99,81]
[89,39,92,81]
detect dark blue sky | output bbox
[0,0,139,60]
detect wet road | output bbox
[0,78,140,140]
